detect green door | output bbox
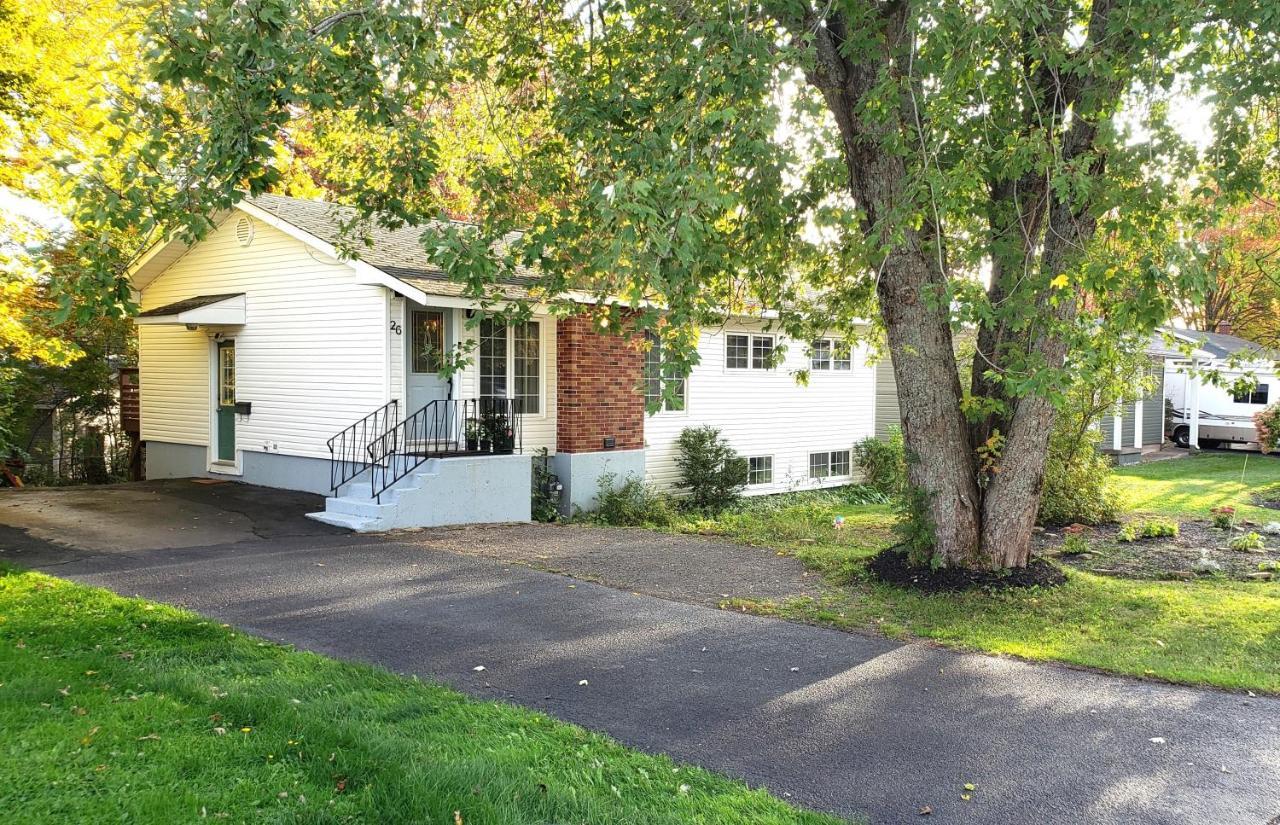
[216,340,236,461]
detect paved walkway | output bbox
[1,484,1278,824]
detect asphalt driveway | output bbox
[1,482,1277,824]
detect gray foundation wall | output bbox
[144,441,207,480]
[241,451,332,495]
[145,441,331,495]
[551,449,646,516]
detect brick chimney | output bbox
[1215,320,1233,335]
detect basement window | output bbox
[809,449,851,479]
[748,456,773,485]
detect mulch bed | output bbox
[868,547,1067,594]
[1039,520,1280,581]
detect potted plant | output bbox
[464,418,481,452]
[480,407,514,454]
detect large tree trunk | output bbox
[787,4,984,565]
[878,249,984,566]
[775,0,1125,569]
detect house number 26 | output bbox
[389,321,402,335]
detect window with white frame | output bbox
[725,334,749,369]
[644,331,686,411]
[512,322,540,414]
[748,455,773,485]
[811,338,851,370]
[480,318,541,414]
[832,340,852,370]
[809,449,851,479]
[1232,383,1269,405]
[726,333,775,370]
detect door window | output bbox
[218,345,235,406]
[411,310,445,373]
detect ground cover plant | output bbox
[0,567,842,825]
[620,455,1280,693]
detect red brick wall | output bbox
[556,313,645,453]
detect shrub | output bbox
[673,426,748,514]
[1230,532,1266,552]
[852,428,905,494]
[1142,518,1180,538]
[1060,523,1091,555]
[1037,425,1121,526]
[1210,506,1236,530]
[1254,403,1280,453]
[895,485,938,568]
[1118,518,1179,542]
[530,448,560,523]
[590,472,677,527]
[731,484,889,516]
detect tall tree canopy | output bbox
[1175,194,1280,345]
[70,0,1280,569]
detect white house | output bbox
[130,193,883,530]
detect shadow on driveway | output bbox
[1,481,1278,824]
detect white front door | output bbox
[406,307,451,413]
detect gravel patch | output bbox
[394,522,828,607]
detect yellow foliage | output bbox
[0,271,82,366]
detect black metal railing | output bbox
[326,400,399,493]
[366,398,523,502]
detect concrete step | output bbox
[324,495,398,519]
[305,510,380,532]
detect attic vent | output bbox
[235,217,255,247]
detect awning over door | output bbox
[134,293,246,326]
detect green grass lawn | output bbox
[1114,451,1280,522]
[671,457,1280,694]
[0,567,842,825]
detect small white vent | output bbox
[235,216,255,247]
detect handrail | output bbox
[366,398,523,502]
[326,400,399,493]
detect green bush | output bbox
[673,426,748,514]
[1060,524,1091,555]
[590,472,677,527]
[530,448,560,523]
[852,428,905,494]
[1230,532,1265,552]
[731,484,890,516]
[1118,518,1179,542]
[1037,426,1122,526]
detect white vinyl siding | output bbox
[644,321,876,495]
[138,215,389,461]
[389,296,405,407]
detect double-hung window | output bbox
[479,318,541,414]
[748,456,773,485]
[811,338,852,371]
[645,331,686,412]
[809,449,851,479]
[726,333,776,370]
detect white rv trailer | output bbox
[1163,329,1279,450]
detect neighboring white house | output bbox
[130,193,884,530]
[1162,327,1279,450]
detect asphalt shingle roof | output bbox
[246,193,537,297]
[1173,329,1278,362]
[137,293,244,318]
